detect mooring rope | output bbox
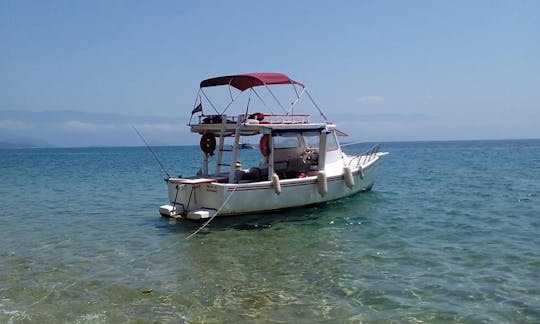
[185,186,238,239]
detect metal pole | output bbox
[264,84,286,113]
[200,89,221,115]
[305,90,328,121]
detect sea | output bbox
[1,139,539,323]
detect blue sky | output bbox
[1,0,539,147]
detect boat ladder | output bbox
[214,116,229,175]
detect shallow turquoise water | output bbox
[1,140,539,322]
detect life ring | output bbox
[200,133,216,155]
[259,134,271,157]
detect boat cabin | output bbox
[191,115,344,184]
[187,72,346,184]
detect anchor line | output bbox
[185,186,238,239]
[131,125,171,178]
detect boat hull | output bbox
[160,156,381,219]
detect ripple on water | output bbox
[1,142,540,322]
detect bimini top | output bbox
[200,73,305,92]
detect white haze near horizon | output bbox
[0,108,537,148]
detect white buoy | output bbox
[317,171,328,196]
[272,173,281,195]
[344,166,355,188]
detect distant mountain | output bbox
[0,109,178,124]
[0,109,187,147]
[0,141,40,149]
[0,135,50,149]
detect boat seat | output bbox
[274,161,288,171]
[234,167,262,183]
[287,157,311,173]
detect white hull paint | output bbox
[160,154,382,219]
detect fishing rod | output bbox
[131,125,171,179]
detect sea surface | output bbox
[1,140,539,323]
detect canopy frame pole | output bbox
[228,78,234,101]
[251,88,274,115]
[292,81,300,98]
[220,89,243,115]
[305,90,328,121]
[264,84,286,114]
[286,86,306,116]
[200,89,221,115]
[242,88,252,123]
[188,89,202,125]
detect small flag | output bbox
[191,103,203,115]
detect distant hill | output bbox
[0,109,185,147]
[0,141,41,149]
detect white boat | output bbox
[159,73,387,220]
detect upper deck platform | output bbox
[190,113,332,136]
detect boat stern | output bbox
[159,204,181,218]
[160,177,225,219]
[159,204,216,220]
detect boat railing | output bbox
[194,113,311,125]
[258,114,310,124]
[355,144,380,168]
[196,114,237,125]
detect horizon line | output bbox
[1,137,539,150]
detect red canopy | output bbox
[200,73,304,91]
